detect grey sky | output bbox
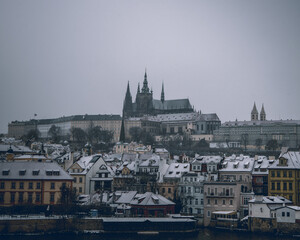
[1,0,300,134]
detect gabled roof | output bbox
[115,191,138,204]
[130,192,175,206]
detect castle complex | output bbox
[122,71,193,118]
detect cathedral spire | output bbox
[137,82,140,93]
[260,104,266,121]
[251,102,258,121]
[123,81,133,118]
[161,82,165,103]
[142,69,149,93]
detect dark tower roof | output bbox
[161,83,165,103]
[251,102,258,114]
[123,81,133,118]
[142,70,150,93]
[260,104,266,115]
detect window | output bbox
[195,199,199,205]
[79,177,83,183]
[289,171,292,178]
[28,193,33,203]
[74,177,77,183]
[18,192,23,203]
[282,212,285,217]
[11,182,16,189]
[36,193,40,203]
[207,210,211,217]
[207,199,210,205]
[214,199,218,205]
[283,171,287,177]
[51,183,55,189]
[0,193,4,203]
[277,182,280,190]
[2,170,9,176]
[19,182,24,189]
[289,183,293,190]
[201,199,203,205]
[36,182,41,189]
[50,193,55,202]
[0,182,4,189]
[79,187,82,193]
[287,212,290,217]
[271,171,275,177]
[223,199,226,205]
[29,182,33,189]
[271,182,275,190]
[168,188,171,193]
[230,200,233,205]
[277,171,280,177]
[162,188,165,193]
[32,170,39,176]
[10,193,15,203]
[283,182,287,190]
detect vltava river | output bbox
[0,229,296,240]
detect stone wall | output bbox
[248,217,277,233]
[0,217,103,235]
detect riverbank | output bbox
[0,215,199,236]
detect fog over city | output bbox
[1,0,300,134]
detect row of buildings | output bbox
[1,140,300,226]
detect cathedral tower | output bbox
[260,104,266,121]
[251,102,258,121]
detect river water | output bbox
[0,229,296,240]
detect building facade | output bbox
[0,161,73,206]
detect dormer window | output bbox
[19,170,26,176]
[53,170,60,176]
[46,170,53,176]
[32,170,39,176]
[2,170,9,176]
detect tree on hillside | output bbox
[129,127,143,142]
[22,129,40,146]
[241,134,249,151]
[266,139,279,151]
[255,138,263,150]
[70,127,86,143]
[48,125,61,143]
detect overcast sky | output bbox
[1,0,300,134]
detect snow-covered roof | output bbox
[268,151,300,169]
[164,163,190,179]
[252,156,271,175]
[0,161,73,180]
[14,154,48,160]
[192,155,222,164]
[0,144,34,153]
[220,155,254,173]
[249,196,292,204]
[130,192,175,206]
[115,191,138,204]
[222,119,300,127]
[139,154,160,167]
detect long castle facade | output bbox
[122,71,193,118]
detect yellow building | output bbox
[268,151,300,205]
[0,161,73,206]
